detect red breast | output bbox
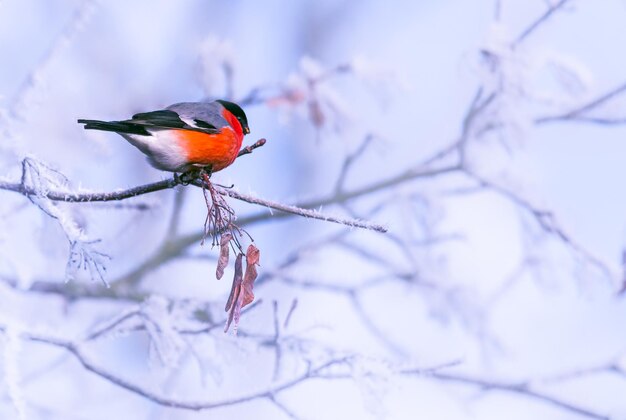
[173,109,244,172]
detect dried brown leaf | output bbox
[242,244,260,308]
[224,245,261,333]
[216,232,232,280]
[224,253,243,333]
[225,253,242,313]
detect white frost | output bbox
[2,324,26,420]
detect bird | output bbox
[78,100,250,174]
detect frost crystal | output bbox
[474,22,598,147]
[20,158,110,285]
[140,296,185,369]
[473,23,535,146]
[2,325,26,420]
[350,356,393,419]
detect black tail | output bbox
[77,119,150,136]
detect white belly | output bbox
[120,131,188,172]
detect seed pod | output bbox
[216,232,232,280]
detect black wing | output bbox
[131,110,219,133]
[78,109,221,136]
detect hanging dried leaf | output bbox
[242,244,260,307]
[224,245,261,333]
[216,232,232,280]
[224,253,243,333]
[225,253,243,312]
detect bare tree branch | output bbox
[0,170,387,233]
[236,138,267,158]
[10,323,351,411]
[511,0,572,48]
[429,371,608,420]
[536,81,626,125]
[464,171,616,281]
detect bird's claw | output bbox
[175,165,213,186]
[175,171,197,186]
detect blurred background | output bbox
[1,0,626,419]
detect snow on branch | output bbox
[0,167,388,234]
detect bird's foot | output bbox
[176,166,212,186]
[175,171,197,186]
[198,167,213,187]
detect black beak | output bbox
[243,126,250,135]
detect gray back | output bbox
[166,101,228,127]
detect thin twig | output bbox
[465,171,615,280]
[271,300,282,380]
[536,81,626,125]
[11,324,349,411]
[429,372,608,420]
[214,185,388,233]
[283,299,298,329]
[237,138,267,158]
[511,0,571,48]
[334,134,376,194]
[84,308,140,341]
[267,395,300,419]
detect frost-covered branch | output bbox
[0,159,387,234]
[429,371,608,420]
[0,322,350,411]
[536,80,626,125]
[464,171,616,281]
[511,0,572,48]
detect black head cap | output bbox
[216,99,250,134]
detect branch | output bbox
[0,177,179,203]
[0,166,387,234]
[334,134,376,194]
[511,0,572,48]
[236,138,267,158]
[214,185,387,233]
[429,372,608,420]
[10,323,350,411]
[536,81,626,125]
[542,362,626,384]
[464,171,615,281]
